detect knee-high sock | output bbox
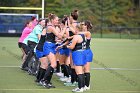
[84,73,90,87]
[71,68,77,83]
[61,64,67,77]
[56,61,60,73]
[68,65,72,75]
[36,67,46,81]
[77,74,85,89]
[61,64,64,74]
[46,68,54,82]
[64,65,70,77]
[43,66,54,82]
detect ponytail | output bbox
[71,9,79,20]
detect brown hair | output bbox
[45,18,49,26]
[31,16,36,21]
[61,15,68,25]
[84,20,93,30]
[24,20,32,28]
[70,9,78,20]
[37,18,45,25]
[48,13,57,21]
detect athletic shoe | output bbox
[59,76,70,82]
[39,80,55,88]
[21,67,29,71]
[36,81,42,86]
[34,79,42,86]
[59,77,66,81]
[46,83,55,88]
[56,72,64,77]
[72,87,84,92]
[65,77,71,83]
[83,85,90,91]
[28,69,33,75]
[39,80,46,87]
[64,82,78,86]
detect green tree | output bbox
[0,0,139,27]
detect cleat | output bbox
[64,82,78,86]
[56,72,64,77]
[46,83,55,88]
[84,85,90,91]
[39,80,55,88]
[59,76,71,82]
[21,67,29,71]
[72,87,84,92]
[39,80,49,88]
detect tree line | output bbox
[0,0,140,27]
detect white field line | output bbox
[0,66,140,71]
[91,68,140,71]
[0,66,20,68]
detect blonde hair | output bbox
[76,23,83,32]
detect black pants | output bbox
[22,40,37,68]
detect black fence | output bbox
[92,27,140,39]
[0,26,140,39]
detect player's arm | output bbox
[67,35,77,49]
[50,26,66,39]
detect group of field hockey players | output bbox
[18,9,93,92]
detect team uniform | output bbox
[82,35,93,91]
[63,27,78,86]
[59,27,71,56]
[43,31,57,56]
[57,28,71,82]
[70,34,87,92]
[40,26,57,88]
[84,38,93,62]
[35,34,46,83]
[71,34,87,66]
[59,47,70,56]
[35,35,46,59]
[59,27,75,56]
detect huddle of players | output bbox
[18,10,93,92]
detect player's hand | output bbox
[56,45,62,51]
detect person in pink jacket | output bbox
[18,20,33,63]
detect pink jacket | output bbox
[18,27,33,43]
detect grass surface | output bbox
[0,37,140,93]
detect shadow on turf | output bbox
[1,46,21,61]
[93,59,138,87]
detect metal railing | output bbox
[92,27,140,39]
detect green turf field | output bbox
[0,37,140,93]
